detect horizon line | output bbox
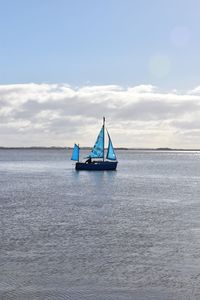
[0,146,200,151]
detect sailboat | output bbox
[71,117,118,171]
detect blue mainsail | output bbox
[88,126,104,158]
[71,143,79,161]
[106,131,117,160]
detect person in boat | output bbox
[85,157,92,164]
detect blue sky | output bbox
[1,1,200,148]
[0,0,200,89]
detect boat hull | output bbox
[76,161,118,171]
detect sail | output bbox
[88,126,104,158]
[106,131,117,160]
[71,143,79,161]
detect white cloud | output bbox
[188,85,200,95]
[0,83,200,148]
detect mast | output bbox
[103,116,105,161]
[78,144,79,162]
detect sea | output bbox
[0,149,200,300]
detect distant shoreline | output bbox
[0,147,200,151]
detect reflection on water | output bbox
[0,149,200,299]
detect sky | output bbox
[0,0,200,148]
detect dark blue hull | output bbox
[76,161,118,171]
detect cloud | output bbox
[0,83,200,148]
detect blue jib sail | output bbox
[106,131,117,160]
[71,143,79,161]
[88,126,104,158]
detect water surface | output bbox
[0,149,200,299]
